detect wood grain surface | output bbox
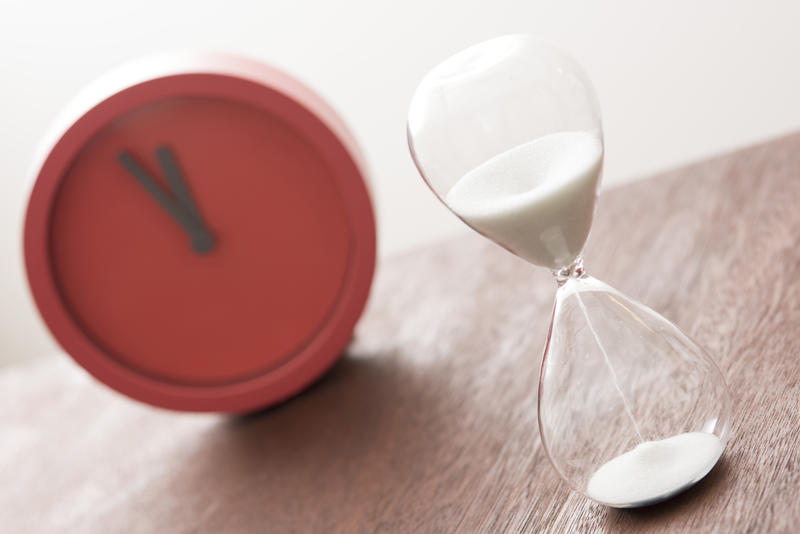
[3,133,800,533]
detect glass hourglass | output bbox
[407,35,731,508]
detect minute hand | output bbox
[117,150,215,254]
[155,146,208,228]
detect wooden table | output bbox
[3,134,800,533]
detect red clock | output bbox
[24,53,376,412]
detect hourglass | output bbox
[407,35,732,508]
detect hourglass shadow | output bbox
[603,456,732,526]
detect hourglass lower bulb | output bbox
[407,34,731,507]
[541,273,731,507]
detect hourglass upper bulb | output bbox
[407,34,604,271]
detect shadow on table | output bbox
[160,349,473,527]
[226,347,454,441]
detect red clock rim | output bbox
[23,54,376,413]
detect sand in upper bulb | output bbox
[586,432,724,507]
[445,131,603,270]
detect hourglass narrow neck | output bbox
[553,257,586,286]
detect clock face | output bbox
[25,57,375,411]
[50,96,351,385]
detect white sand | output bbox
[586,432,724,507]
[446,131,602,269]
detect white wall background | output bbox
[2,0,800,366]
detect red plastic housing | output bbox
[24,53,376,412]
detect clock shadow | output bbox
[159,347,476,528]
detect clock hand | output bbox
[154,146,215,253]
[155,146,206,229]
[117,151,215,254]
